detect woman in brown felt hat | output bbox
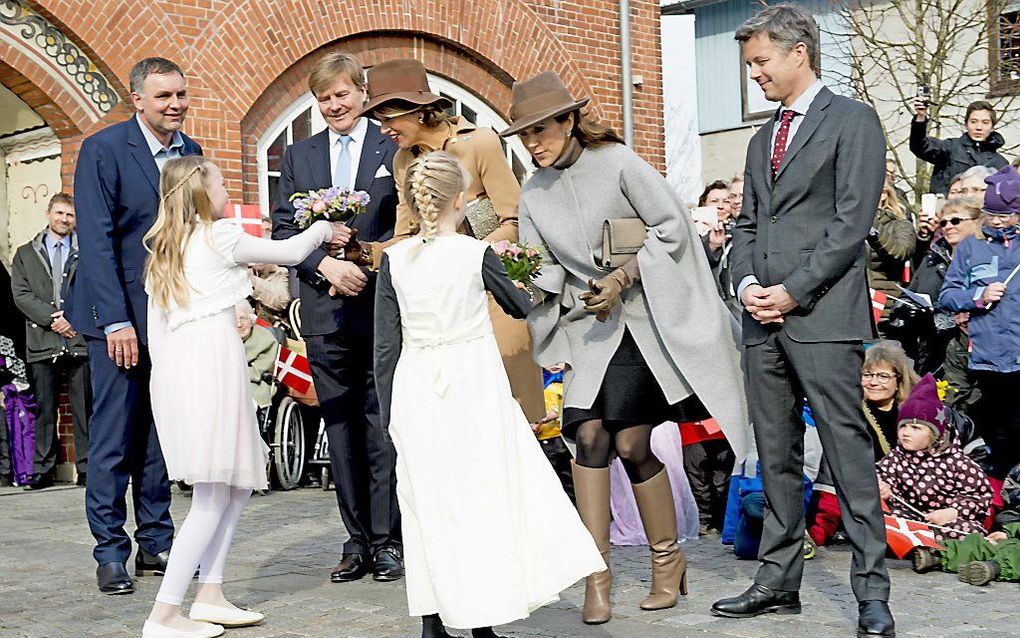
[500,71,749,624]
[354,58,545,424]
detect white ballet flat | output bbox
[141,620,225,638]
[188,602,265,627]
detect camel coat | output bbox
[519,143,748,460]
[366,117,545,421]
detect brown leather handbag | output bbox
[599,218,645,269]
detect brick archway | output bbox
[29,0,664,195]
[239,32,566,203]
[0,51,129,187]
[187,0,596,197]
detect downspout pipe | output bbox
[620,0,634,147]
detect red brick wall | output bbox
[15,0,664,198]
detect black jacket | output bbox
[11,230,87,364]
[271,122,397,337]
[909,120,1007,195]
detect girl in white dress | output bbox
[374,150,605,638]
[141,156,340,638]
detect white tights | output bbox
[155,482,252,606]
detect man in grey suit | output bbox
[711,6,894,637]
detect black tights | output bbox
[421,615,504,638]
[574,420,663,483]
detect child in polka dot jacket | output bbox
[876,374,992,541]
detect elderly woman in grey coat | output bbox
[500,72,748,626]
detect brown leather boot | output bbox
[571,461,612,624]
[632,467,688,610]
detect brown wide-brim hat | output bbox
[498,71,589,137]
[360,59,452,117]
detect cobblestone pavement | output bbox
[2,483,1017,638]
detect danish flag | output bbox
[869,288,887,325]
[883,514,943,558]
[274,346,313,394]
[226,203,264,237]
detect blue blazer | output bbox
[271,121,397,336]
[67,117,202,344]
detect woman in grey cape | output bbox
[500,72,748,625]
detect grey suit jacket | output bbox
[730,86,886,345]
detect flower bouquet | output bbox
[492,240,543,283]
[289,187,371,228]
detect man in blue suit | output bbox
[69,57,202,595]
[272,52,401,583]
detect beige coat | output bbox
[366,117,545,421]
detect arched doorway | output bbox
[256,73,533,215]
[0,84,61,265]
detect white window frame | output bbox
[257,73,533,215]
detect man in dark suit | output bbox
[272,52,401,583]
[69,57,201,595]
[711,6,895,638]
[11,193,90,490]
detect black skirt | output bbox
[562,329,710,439]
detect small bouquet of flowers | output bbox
[289,187,371,228]
[492,240,543,283]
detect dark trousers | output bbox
[973,371,1020,480]
[539,436,576,505]
[306,327,400,556]
[745,332,889,601]
[84,339,173,565]
[30,355,91,476]
[683,438,734,530]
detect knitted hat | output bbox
[982,166,1020,215]
[897,374,948,438]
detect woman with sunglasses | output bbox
[900,197,983,372]
[941,165,1020,488]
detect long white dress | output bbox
[375,235,605,630]
[147,219,332,491]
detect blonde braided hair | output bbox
[143,156,216,310]
[404,150,470,245]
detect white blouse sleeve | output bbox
[219,219,333,266]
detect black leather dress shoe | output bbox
[76,472,87,487]
[711,583,801,618]
[331,553,370,582]
[372,547,404,582]
[97,562,134,595]
[135,547,171,576]
[858,600,895,637]
[23,473,54,490]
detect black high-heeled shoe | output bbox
[471,628,507,638]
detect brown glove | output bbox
[340,228,374,267]
[579,268,631,322]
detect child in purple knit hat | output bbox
[876,374,992,545]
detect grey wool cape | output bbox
[518,143,748,461]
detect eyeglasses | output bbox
[938,216,977,228]
[862,371,898,382]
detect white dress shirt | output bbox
[328,117,368,189]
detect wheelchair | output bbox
[253,299,324,491]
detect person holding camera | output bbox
[910,95,1007,196]
[867,181,917,331]
[699,180,739,319]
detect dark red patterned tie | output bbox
[771,110,797,175]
